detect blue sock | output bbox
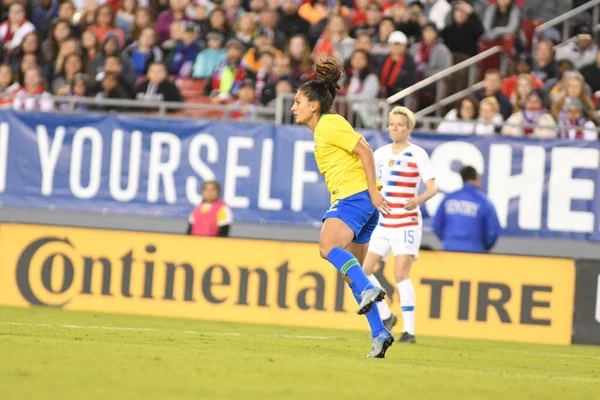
[349,282,386,338]
[326,247,372,292]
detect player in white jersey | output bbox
[362,106,437,344]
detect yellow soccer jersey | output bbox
[314,114,376,203]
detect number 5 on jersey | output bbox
[404,230,415,244]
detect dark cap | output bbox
[577,25,593,36]
[240,78,255,89]
[182,21,199,35]
[206,31,224,42]
[422,22,438,34]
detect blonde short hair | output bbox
[389,106,416,129]
[480,96,500,114]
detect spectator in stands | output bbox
[187,180,232,237]
[13,66,54,112]
[502,89,556,138]
[379,30,416,100]
[432,165,501,253]
[249,0,267,15]
[125,26,164,79]
[581,49,600,95]
[252,46,276,101]
[265,74,295,114]
[59,73,92,111]
[166,21,200,78]
[555,26,597,70]
[532,40,558,83]
[558,99,597,141]
[96,55,135,97]
[91,33,135,86]
[277,0,310,40]
[81,29,99,63]
[313,13,354,64]
[41,20,73,66]
[285,34,312,82]
[0,64,21,109]
[202,7,232,44]
[128,6,152,44]
[156,0,191,44]
[10,32,43,74]
[345,49,380,128]
[511,73,535,113]
[475,96,503,135]
[75,0,99,31]
[31,0,59,42]
[436,96,478,135]
[260,54,291,104]
[89,4,126,49]
[351,2,382,42]
[421,0,452,31]
[234,13,256,51]
[54,37,79,78]
[18,54,40,87]
[224,0,246,22]
[396,1,426,44]
[241,28,283,73]
[52,52,84,95]
[192,31,226,79]
[95,72,131,110]
[480,0,519,72]
[409,22,452,108]
[551,73,597,125]
[116,0,137,35]
[230,79,258,120]
[205,38,251,103]
[299,0,346,26]
[475,71,513,120]
[501,53,543,99]
[545,59,580,103]
[0,3,36,58]
[374,17,395,52]
[134,62,183,103]
[441,0,484,95]
[258,9,286,51]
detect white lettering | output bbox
[488,144,545,229]
[426,141,485,217]
[109,130,142,202]
[0,123,8,193]
[548,147,599,232]
[37,125,65,196]
[70,127,103,199]
[224,137,253,208]
[445,199,480,217]
[258,139,283,211]
[147,132,181,204]
[291,141,319,212]
[186,134,218,205]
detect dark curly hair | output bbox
[299,56,344,114]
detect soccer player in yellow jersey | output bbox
[291,57,394,358]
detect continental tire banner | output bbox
[0,223,575,345]
[572,260,600,345]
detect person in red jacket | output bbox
[187,181,233,237]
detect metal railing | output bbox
[532,0,600,52]
[385,46,504,117]
[415,81,485,118]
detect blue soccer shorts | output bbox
[322,190,379,244]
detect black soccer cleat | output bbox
[383,314,398,332]
[367,330,395,358]
[397,331,416,344]
[357,287,386,315]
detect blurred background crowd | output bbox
[0,0,599,137]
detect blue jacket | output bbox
[432,184,501,253]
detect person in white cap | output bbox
[379,30,417,101]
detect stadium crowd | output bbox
[0,0,598,137]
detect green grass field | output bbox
[1,306,599,400]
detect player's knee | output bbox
[319,246,331,260]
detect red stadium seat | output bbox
[175,78,207,100]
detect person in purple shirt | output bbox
[156,0,192,45]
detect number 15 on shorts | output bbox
[404,230,415,244]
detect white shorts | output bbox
[368,225,423,261]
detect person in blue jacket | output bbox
[433,166,501,253]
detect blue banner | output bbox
[1,110,599,240]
